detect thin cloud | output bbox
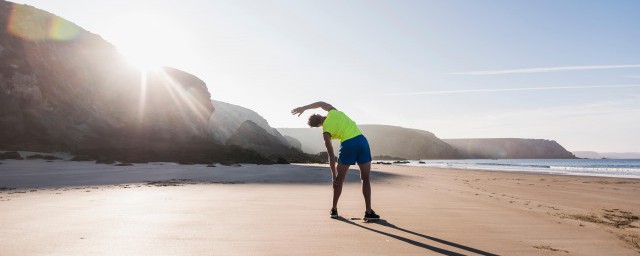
[383,84,640,96]
[451,64,640,75]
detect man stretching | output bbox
[292,102,380,220]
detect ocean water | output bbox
[395,159,640,179]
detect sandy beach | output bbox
[1,160,639,255]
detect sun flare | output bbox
[106,12,190,71]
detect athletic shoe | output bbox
[364,210,380,221]
[330,209,338,219]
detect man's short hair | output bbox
[308,114,323,127]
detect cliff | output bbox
[210,100,288,145]
[209,100,317,161]
[444,138,576,159]
[226,120,303,159]
[0,1,278,163]
[278,125,463,159]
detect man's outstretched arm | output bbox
[291,101,335,116]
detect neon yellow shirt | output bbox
[322,109,362,142]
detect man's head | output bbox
[307,114,324,127]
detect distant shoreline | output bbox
[372,159,640,179]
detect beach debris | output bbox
[145,179,194,187]
[632,236,640,250]
[71,155,94,161]
[26,154,62,160]
[95,157,115,164]
[562,209,639,229]
[0,151,23,160]
[533,245,568,253]
[602,209,639,228]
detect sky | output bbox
[11,0,640,152]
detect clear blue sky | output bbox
[12,0,640,152]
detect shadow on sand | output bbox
[337,217,499,256]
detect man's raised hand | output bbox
[291,107,305,116]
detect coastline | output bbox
[376,158,640,179]
[389,163,640,180]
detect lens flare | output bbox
[49,16,80,41]
[7,4,79,41]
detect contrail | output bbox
[451,64,640,75]
[383,84,640,96]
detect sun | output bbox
[106,12,190,71]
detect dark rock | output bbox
[0,151,23,160]
[373,155,406,161]
[418,161,426,164]
[114,163,133,166]
[276,157,290,164]
[220,161,233,166]
[393,160,410,164]
[26,154,61,160]
[71,155,93,161]
[95,157,115,164]
[206,164,216,167]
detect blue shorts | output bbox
[338,135,372,165]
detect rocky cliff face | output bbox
[278,125,463,159]
[444,139,576,159]
[363,125,462,159]
[210,100,287,145]
[283,135,302,150]
[210,101,318,161]
[0,1,223,162]
[227,120,302,158]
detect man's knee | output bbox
[360,174,370,182]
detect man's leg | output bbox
[358,162,372,213]
[332,163,349,211]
